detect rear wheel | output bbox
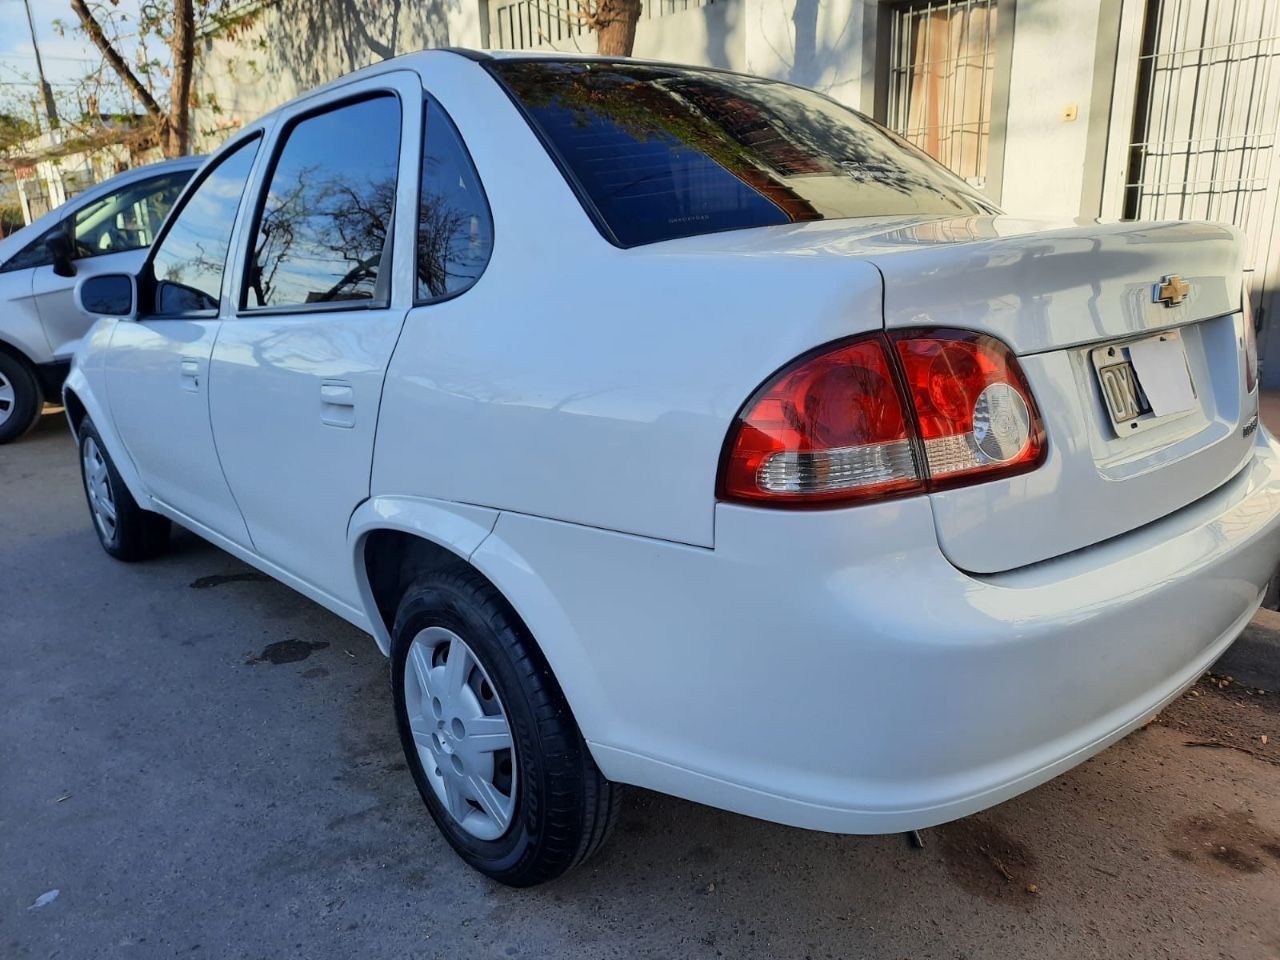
[0,351,43,444]
[78,418,171,561]
[391,566,620,886]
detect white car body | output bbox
[0,158,199,423]
[65,50,1280,844]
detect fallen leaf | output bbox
[1026,883,1041,895]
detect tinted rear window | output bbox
[490,60,993,247]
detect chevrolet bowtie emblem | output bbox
[1153,274,1191,307]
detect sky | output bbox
[0,0,148,125]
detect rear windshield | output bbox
[489,59,994,247]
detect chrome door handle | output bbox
[180,358,200,392]
[320,380,356,428]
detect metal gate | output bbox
[1120,0,1280,386]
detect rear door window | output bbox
[489,60,994,247]
[244,95,401,310]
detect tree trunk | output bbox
[165,0,195,157]
[594,0,642,56]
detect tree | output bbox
[69,0,195,157]
[585,0,643,56]
[65,1,256,158]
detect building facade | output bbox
[192,0,1280,385]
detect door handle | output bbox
[320,380,356,428]
[180,358,200,392]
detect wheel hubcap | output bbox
[404,626,516,840]
[82,437,117,542]
[0,371,14,428]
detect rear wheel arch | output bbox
[363,529,478,644]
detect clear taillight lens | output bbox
[1243,285,1259,394]
[719,329,1046,507]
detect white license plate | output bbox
[1091,330,1197,436]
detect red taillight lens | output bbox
[718,336,924,503]
[892,330,1045,487]
[1243,287,1259,394]
[719,329,1046,506]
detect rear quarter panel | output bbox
[373,59,886,547]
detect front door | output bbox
[208,78,419,604]
[105,137,264,546]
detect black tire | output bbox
[77,418,171,562]
[391,566,620,886]
[0,350,43,444]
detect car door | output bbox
[104,137,264,547]
[207,74,421,604]
[32,169,192,360]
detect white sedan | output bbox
[65,50,1280,886]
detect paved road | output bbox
[3,410,1280,960]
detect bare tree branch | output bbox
[69,0,164,123]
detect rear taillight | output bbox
[891,329,1045,488]
[1242,285,1259,394]
[718,329,1046,507]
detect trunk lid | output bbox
[864,215,1254,573]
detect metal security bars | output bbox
[492,0,715,51]
[1123,0,1280,312]
[885,0,999,185]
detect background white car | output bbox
[0,156,199,443]
[64,51,1280,886]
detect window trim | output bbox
[144,133,264,320]
[413,93,496,307]
[236,89,404,317]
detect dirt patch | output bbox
[937,817,1041,905]
[247,639,330,665]
[1154,674,1278,765]
[1166,810,1280,875]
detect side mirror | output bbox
[76,273,136,319]
[46,233,76,278]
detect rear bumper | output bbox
[477,431,1280,833]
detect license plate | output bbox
[1091,330,1197,436]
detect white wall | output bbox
[742,0,867,107]
[192,0,1110,224]
[999,0,1105,219]
[191,0,486,152]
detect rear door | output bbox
[105,137,263,546]
[208,73,421,605]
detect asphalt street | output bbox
[3,409,1280,960]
